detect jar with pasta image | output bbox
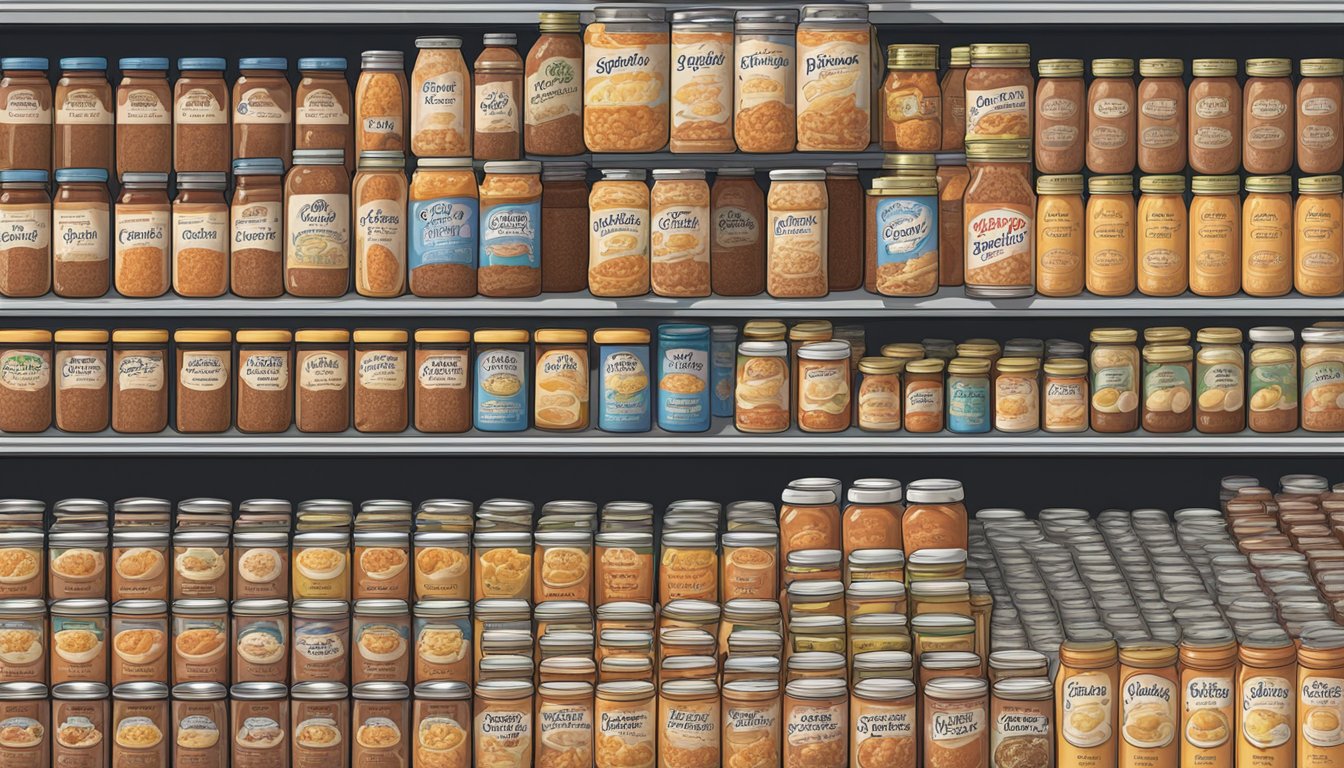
[1136,175,1188,297]
[1042,357,1088,433]
[1241,175,1293,297]
[114,172,170,298]
[881,44,940,152]
[233,58,292,166]
[295,58,354,174]
[0,57,52,172]
[651,169,710,297]
[733,9,796,154]
[589,168,650,297]
[479,160,542,298]
[1298,58,1344,174]
[1188,175,1241,297]
[1295,174,1344,297]
[55,57,114,175]
[767,169,828,298]
[115,57,171,176]
[965,43,1032,142]
[1188,59,1241,175]
[963,139,1034,298]
[1194,327,1245,434]
[1134,58,1186,175]
[357,51,408,154]
[1087,58,1136,174]
[407,158,476,298]
[669,10,734,154]
[584,6,670,153]
[1033,58,1084,174]
[0,169,51,297]
[353,151,407,298]
[525,14,584,157]
[1141,343,1193,434]
[1243,58,1294,175]
[1090,327,1140,433]
[285,148,350,297]
[1032,174,1082,297]
[411,37,471,158]
[473,36,522,161]
[1247,326,1298,433]
[172,172,228,298]
[795,5,871,152]
[174,58,229,174]
[1301,326,1344,432]
[1085,175,1136,297]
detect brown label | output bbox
[230,699,288,768]
[353,546,411,601]
[111,546,169,601]
[352,615,411,685]
[53,698,108,768]
[293,699,349,768]
[0,699,49,768]
[173,547,230,600]
[110,615,169,686]
[413,617,471,686]
[722,547,777,601]
[233,615,288,684]
[112,699,168,768]
[50,614,110,684]
[233,547,288,601]
[172,615,229,685]
[352,699,408,768]
[172,700,226,768]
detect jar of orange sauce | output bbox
[1034,173,1084,297]
[1189,175,1241,297]
[900,479,967,556]
[1085,175,1136,296]
[1295,174,1344,297]
[1241,175,1293,297]
[1179,627,1237,768]
[1056,632,1119,768]
[1118,640,1179,767]
[1236,628,1297,768]
[1136,174,1188,296]
[842,478,903,560]
[1297,624,1344,767]
[780,488,840,563]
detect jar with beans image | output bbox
[0,329,51,433]
[767,169,828,298]
[479,160,542,297]
[173,172,229,297]
[1298,58,1344,174]
[353,329,408,433]
[353,150,408,297]
[1188,175,1241,297]
[174,329,231,434]
[111,329,167,434]
[1033,173,1083,297]
[412,37,471,158]
[0,169,51,297]
[584,6,670,154]
[235,329,292,434]
[285,149,350,297]
[1243,57,1294,175]
[0,57,53,172]
[1087,58,1136,174]
[965,43,1032,142]
[733,9,797,154]
[230,157,285,298]
[295,58,354,174]
[115,57,171,176]
[54,329,109,432]
[1085,175,1136,297]
[233,57,292,165]
[1033,58,1084,174]
[473,36,522,161]
[1242,175,1293,297]
[1188,59,1241,174]
[174,57,230,174]
[881,44,940,152]
[1136,58,1186,174]
[963,139,1034,298]
[1136,175,1188,297]
[670,9,735,153]
[710,167,764,296]
[52,167,110,297]
[114,172,170,298]
[55,57,114,175]
[1295,174,1344,297]
[413,329,470,434]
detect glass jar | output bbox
[583,7,669,153]
[1033,58,1084,174]
[1087,58,1136,174]
[112,682,169,768]
[1300,326,1344,432]
[1295,174,1344,297]
[294,329,350,434]
[1137,58,1186,174]
[296,57,353,173]
[651,169,711,298]
[111,329,168,434]
[233,57,293,165]
[411,36,471,158]
[471,36,522,161]
[796,340,850,433]
[941,46,969,151]
[923,677,988,766]
[993,357,1039,433]
[523,14,583,156]
[479,160,542,297]
[55,57,114,175]
[284,148,351,297]
[0,329,51,433]
[1141,343,1193,434]
[1042,357,1088,432]
[964,43,1032,142]
[473,329,530,432]
[902,479,967,554]
[540,162,588,293]
[1055,636,1119,767]
[733,9,797,154]
[881,44,940,152]
[1242,174,1293,297]
[533,328,588,432]
[1243,58,1294,175]
[1188,175,1241,297]
[1235,630,1297,767]
[826,162,863,292]
[903,359,945,433]
[54,328,109,432]
[1084,174,1136,296]
[352,150,408,297]
[113,172,170,298]
[174,329,231,434]
[413,329,470,434]
[937,155,969,288]
[173,57,230,174]
[293,682,351,768]
[352,329,408,433]
[230,157,285,298]
[587,168,650,298]
[0,170,51,297]
[354,50,408,157]
[735,341,789,434]
[52,167,110,297]
[235,329,292,434]
[1188,59,1241,174]
[656,324,712,433]
[1195,327,1245,434]
[669,9,734,153]
[408,157,477,297]
[593,328,651,433]
[795,5,871,152]
[0,57,52,172]
[1247,326,1298,433]
[1136,174,1188,296]
[783,679,848,767]
[708,167,763,295]
[963,139,1034,297]
[856,357,901,432]
[1034,173,1083,297]
[53,684,108,768]
[945,357,990,434]
[115,57,171,176]
[1298,58,1344,174]
[1089,327,1140,433]
[867,175,938,297]
[291,599,351,684]
[172,172,229,297]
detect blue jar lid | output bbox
[60,57,108,71]
[658,323,711,340]
[178,57,227,71]
[239,57,288,70]
[55,168,109,184]
[298,57,348,71]
[119,57,170,71]
[232,158,286,175]
[0,170,49,184]
[1,57,48,71]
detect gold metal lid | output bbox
[1091,58,1134,77]
[112,329,170,344]
[743,320,786,341]
[1244,175,1291,194]
[1087,175,1134,194]
[295,329,351,343]
[1192,58,1237,77]
[1301,58,1344,77]
[996,357,1040,373]
[886,44,938,70]
[474,329,529,344]
[880,153,937,172]
[968,43,1030,65]
[1143,327,1190,344]
[858,357,902,375]
[54,329,109,344]
[1035,174,1083,194]
[789,320,833,342]
[1300,175,1344,194]
[413,329,469,344]
[956,343,999,359]
[1245,58,1291,77]
[538,11,580,32]
[904,358,946,374]
[1090,328,1138,344]
[173,329,232,343]
[534,329,588,344]
[1036,58,1083,78]
[1139,175,1186,194]
[880,343,925,361]
[593,328,650,345]
[1138,58,1184,77]
[870,176,938,195]
[1142,344,1192,363]
[0,329,51,344]
[965,139,1031,161]
[352,330,408,344]
[1043,358,1087,375]
[947,357,990,375]
[1191,175,1240,195]
[948,46,970,66]
[1196,327,1243,345]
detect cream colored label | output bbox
[240,353,288,391]
[3,88,50,124]
[299,351,347,391]
[287,194,350,270]
[58,350,106,390]
[598,704,654,750]
[1142,125,1181,150]
[236,87,289,123]
[735,37,794,112]
[672,36,732,135]
[535,349,587,429]
[591,206,649,268]
[357,197,405,291]
[966,84,1030,138]
[1248,124,1287,150]
[415,70,467,135]
[1193,125,1233,150]
[714,205,759,248]
[175,87,226,124]
[1062,671,1114,748]
[0,350,49,392]
[524,56,581,127]
[768,207,826,280]
[662,701,718,750]
[1240,676,1293,749]
[418,351,467,389]
[359,350,405,390]
[996,375,1039,430]
[799,363,846,415]
[179,351,228,392]
[797,38,869,113]
[853,702,914,759]
[174,209,228,257]
[1303,96,1339,116]
[538,702,593,755]
[1040,125,1079,150]
[297,88,349,125]
[1251,97,1289,119]
[117,354,164,391]
[1122,674,1177,748]
[1301,675,1344,748]
[1093,97,1130,119]
[1040,96,1078,119]
[1142,97,1178,120]
[652,204,709,265]
[474,80,518,134]
[1303,124,1340,151]
[117,88,169,124]
[53,206,109,263]
[1183,675,1232,748]
[585,43,669,108]
[1090,124,1128,150]
[115,209,169,259]
[991,703,1049,763]
[930,704,985,743]
[58,88,111,124]
[232,201,282,253]
[1195,96,1231,119]
[786,703,844,747]
[362,114,402,137]
[0,204,50,251]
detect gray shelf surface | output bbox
[5,425,1342,455]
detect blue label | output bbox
[658,345,710,432]
[411,197,477,269]
[947,378,990,433]
[474,347,527,431]
[711,339,735,418]
[480,201,540,269]
[598,346,651,433]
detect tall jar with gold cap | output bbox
[1189,175,1242,297]
[1298,624,1344,767]
[1056,632,1119,768]
[963,139,1035,298]
[866,175,939,297]
[993,357,1039,432]
[1034,174,1084,297]
[1188,59,1242,175]
[1085,175,1135,296]
[788,320,832,420]
[1236,628,1297,768]
[946,356,991,434]
[0,329,52,433]
[1118,640,1179,768]
[1194,327,1245,434]
[1295,174,1344,297]
[1243,58,1294,175]
[1141,342,1193,434]
[941,46,969,151]
[1034,58,1085,174]
[413,328,469,434]
[1137,58,1187,174]
[1087,58,1137,174]
[1136,175,1188,296]
[54,328,110,433]
[965,43,1032,142]
[880,44,941,152]
[533,328,588,432]
[1089,327,1139,433]
[593,328,651,434]
[1297,58,1344,174]
[1179,627,1237,768]
[1241,175,1293,297]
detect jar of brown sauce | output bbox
[1188,59,1242,174]
[1298,58,1344,174]
[1137,58,1186,173]
[1033,59,1084,174]
[1243,58,1294,175]
[1087,58,1136,174]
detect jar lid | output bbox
[671,8,733,26]
[788,320,833,341]
[800,4,868,23]
[996,357,1040,373]
[360,50,404,69]
[112,329,169,344]
[0,329,50,344]
[474,329,529,344]
[293,148,346,165]
[1248,326,1295,343]
[292,599,351,616]
[297,57,347,70]
[785,678,848,700]
[236,329,292,344]
[1036,58,1083,78]
[409,329,467,344]
[880,343,924,361]
[886,44,938,70]
[119,57,169,71]
[1088,175,1133,194]
[734,9,799,28]
[857,356,902,375]
[1244,175,1292,194]
[1044,357,1087,376]
[797,340,850,361]
[948,46,970,66]
[905,358,945,374]
[352,681,412,700]
[1138,58,1184,77]
[55,168,109,184]
[239,57,287,70]
[593,328,650,345]
[121,171,169,186]
[1300,175,1344,194]
[1303,327,1344,344]
[178,57,226,71]
[53,682,109,700]
[292,682,351,700]
[1,57,48,71]
[60,57,108,70]
[1090,327,1138,343]
[1092,58,1134,77]
[172,598,228,615]
[172,682,227,700]
[880,153,936,172]
[1196,327,1243,345]
[596,681,655,700]
[1139,174,1186,194]
[592,5,666,22]
[965,140,1031,161]
[786,548,841,568]
[292,329,349,344]
[1192,58,1238,77]
[113,682,168,700]
[357,150,406,169]
[1245,57,1291,77]
[538,12,581,32]
[907,547,967,565]
[906,478,964,504]
[1141,343,1191,362]
[415,36,463,50]
[173,329,231,343]
[870,176,938,195]
[947,357,990,375]
[534,329,587,345]
[1302,58,1344,77]
[968,43,1030,65]
[233,157,286,175]
[1035,174,1083,194]
[0,170,48,184]
[353,329,408,344]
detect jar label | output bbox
[1092,97,1130,120]
[411,196,476,269]
[855,704,914,750]
[58,351,106,390]
[1304,360,1344,416]
[236,87,290,124]
[300,351,347,392]
[1193,125,1233,150]
[180,351,228,392]
[726,703,778,737]
[1090,124,1128,150]
[118,354,164,391]
[994,704,1050,743]
[1121,673,1177,748]
[3,88,49,124]
[1251,97,1288,119]
[535,349,588,429]
[0,204,50,251]
[906,382,942,414]
[768,204,826,286]
[1143,363,1192,414]
[538,702,593,750]
[965,84,1030,139]
[362,114,402,137]
[786,703,844,746]
[1141,97,1178,120]
[658,346,709,428]
[1141,125,1181,150]
[58,88,112,124]
[1303,96,1339,116]
[798,362,846,416]
[1302,123,1339,151]
[418,351,467,390]
[117,87,169,124]
[475,347,527,430]
[1040,96,1077,119]
[1249,359,1297,413]
[233,201,282,253]
[1044,379,1087,429]
[1197,361,1243,412]
[662,700,719,751]
[994,374,1038,430]
[1183,675,1232,748]
[600,347,650,430]
[652,204,709,265]
[1240,676,1292,748]
[287,194,351,270]
[1247,125,1287,150]
[474,80,518,134]
[1040,124,1079,150]
[1062,671,1114,748]
[967,208,1032,269]
[298,88,349,125]
[176,87,227,124]
[524,56,581,127]
[240,353,288,391]
[947,378,988,431]
[672,36,732,136]
[116,209,169,262]
[53,206,109,263]
[875,196,937,290]
[713,204,758,249]
[359,350,405,390]
[357,197,406,290]
[591,204,650,277]
[797,36,869,147]
[0,350,48,391]
[480,201,539,269]
[598,704,653,752]
[174,209,228,258]
[931,704,984,742]
[735,37,794,142]
[1194,96,1230,119]
[1301,675,1344,747]
[416,70,467,135]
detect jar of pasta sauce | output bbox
[963,139,1034,298]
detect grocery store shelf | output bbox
[5,425,1343,456]
[572,147,886,171]
[868,1,1344,24]
[5,288,1344,319]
